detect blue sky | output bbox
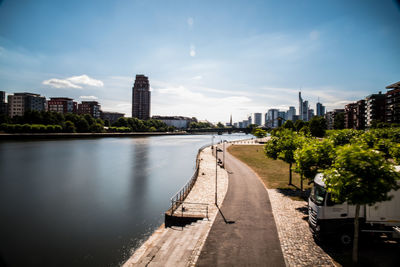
[1,0,399,123]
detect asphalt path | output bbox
[196,145,286,267]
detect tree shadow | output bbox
[276,188,311,201]
[317,236,400,267]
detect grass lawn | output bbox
[228,145,310,194]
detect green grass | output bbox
[228,145,309,192]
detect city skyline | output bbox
[1,0,399,122]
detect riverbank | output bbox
[122,146,229,266]
[0,132,188,140]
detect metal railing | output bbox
[169,144,210,215]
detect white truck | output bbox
[308,172,400,245]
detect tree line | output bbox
[263,122,400,264]
[0,111,174,133]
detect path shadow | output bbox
[216,204,235,224]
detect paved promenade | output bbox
[196,145,286,267]
[123,146,229,267]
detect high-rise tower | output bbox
[132,74,151,120]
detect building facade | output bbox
[7,92,46,117]
[48,97,77,114]
[132,74,151,120]
[266,109,279,128]
[345,103,357,129]
[365,92,385,128]
[287,106,296,121]
[78,101,101,118]
[0,91,7,115]
[152,116,194,129]
[325,109,344,130]
[253,113,262,126]
[299,92,309,121]
[316,102,325,116]
[101,111,125,124]
[385,81,400,124]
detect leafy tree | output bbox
[326,129,360,146]
[84,114,95,126]
[89,123,104,133]
[333,112,345,129]
[265,129,300,185]
[64,121,76,133]
[294,120,306,132]
[308,116,327,137]
[323,145,400,264]
[252,128,267,138]
[104,119,110,127]
[76,118,89,133]
[294,138,335,189]
[283,120,295,131]
[216,122,225,128]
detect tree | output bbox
[252,128,267,138]
[333,112,345,129]
[283,120,295,131]
[76,118,89,133]
[294,120,306,132]
[64,121,76,133]
[294,138,335,190]
[216,122,225,128]
[323,144,400,264]
[309,116,327,137]
[89,123,104,133]
[265,129,299,185]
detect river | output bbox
[0,134,250,267]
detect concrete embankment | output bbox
[122,146,229,267]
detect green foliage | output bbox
[283,120,295,131]
[216,122,225,128]
[294,120,306,132]
[64,121,76,133]
[323,144,400,206]
[326,129,361,146]
[294,138,335,181]
[89,123,104,133]
[308,116,327,137]
[188,121,214,129]
[252,128,267,138]
[76,118,89,133]
[333,112,345,129]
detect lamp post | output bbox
[215,146,223,205]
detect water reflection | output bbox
[0,134,251,267]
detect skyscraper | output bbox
[316,102,326,116]
[299,91,309,121]
[132,74,151,120]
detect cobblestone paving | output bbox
[267,189,335,267]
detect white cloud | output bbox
[67,75,104,87]
[42,74,103,89]
[190,44,196,57]
[79,95,98,100]
[42,78,82,89]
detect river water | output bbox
[0,134,250,267]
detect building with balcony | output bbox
[7,92,46,117]
[48,97,77,114]
[385,81,400,124]
[325,109,344,130]
[78,101,101,118]
[365,92,385,128]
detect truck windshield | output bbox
[310,184,326,206]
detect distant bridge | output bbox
[186,127,268,135]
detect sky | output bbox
[0,0,399,123]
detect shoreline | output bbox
[0,132,189,140]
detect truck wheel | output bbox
[339,232,352,246]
